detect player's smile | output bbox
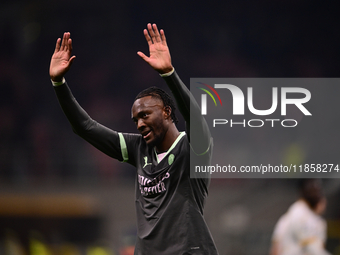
[132,96,168,147]
[142,130,152,139]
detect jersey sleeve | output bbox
[54,82,125,162]
[117,132,143,167]
[162,71,212,155]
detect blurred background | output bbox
[0,0,339,254]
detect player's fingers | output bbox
[160,29,167,46]
[64,32,70,51]
[54,38,61,53]
[137,51,149,62]
[143,29,153,46]
[68,55,76,66]
[152,24,161,43]
[68,38,73,53]
[60,33,66,50]
[147,23,156,43]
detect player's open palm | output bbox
[138,23,173,74]
[50,32,76,82]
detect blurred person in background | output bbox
[270,179,330,255]
[49,24,218,255]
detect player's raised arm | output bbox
[50,32,76,82]
[138,23,211,154]
[49,33,124,161]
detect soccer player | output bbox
[270,179,330,255]
[49,24,218,254]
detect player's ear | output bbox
[163,106,172,120]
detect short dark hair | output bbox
[298,179,323,209]
[135,87,178,124]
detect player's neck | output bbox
[155,125,180,153]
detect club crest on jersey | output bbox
[143,156,152,168]
[168,154,175,165]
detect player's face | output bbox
[131,96,170,147]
